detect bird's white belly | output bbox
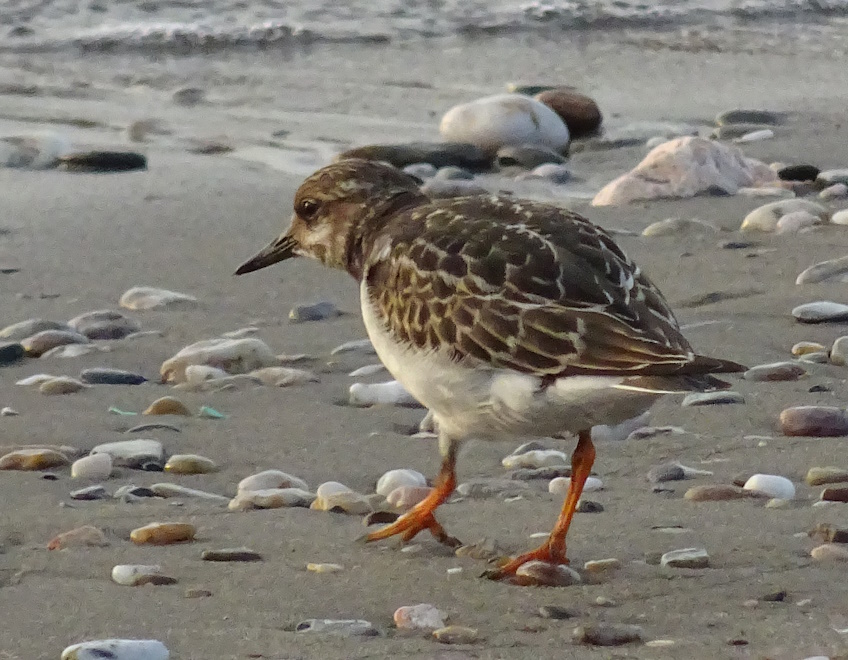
[360,284,661,440]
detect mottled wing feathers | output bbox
[365,196,741,378]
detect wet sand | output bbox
[1,30,848,659]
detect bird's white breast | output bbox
[360,281,661,440]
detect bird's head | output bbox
[235,159,424,277]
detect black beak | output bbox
[235,234,298,275]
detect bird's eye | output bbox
[297,198,320,221]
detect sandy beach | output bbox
[2,17,848,659]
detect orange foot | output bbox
[364,450,461,548]
[482,541,570,583]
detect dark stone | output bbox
[0,342,25,366]
[535,89,602,139]
[363,511,400,526]
[80,368,147,385]
[58,151,147,172]
[778,164,820,182]
[336,142,492,171]
[538,605,578,620]
[576,499,603,513]
[715,109,784,126]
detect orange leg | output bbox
[485,429,595,581]
[365,443,461,548]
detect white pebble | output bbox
[61,639,169,660]
[502,449,568,469]
[549,476,603,495]
[110,564,170,586]
[348,363,387,377]
[394,603,447,630]
[120,286,198,311]
[661,547,710,569]
[15,373,56,386]
[734,129,774,143]
[71,453,112,480]
[743,474,795,500]
[237,469,308,493]
[376,468,427,496]
[349,380,419,407]
[228,488,315,510]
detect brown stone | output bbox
[780,406,848,437]
[684,484,746,501]
[821,486,848,503]
[534,89,602,138]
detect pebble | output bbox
[432,625,479,644]
[833,209,848,225]
[501,449,568,469]
[161,337,278,383]
[70,485,108,500]
[47,525,109,550]
[777,164,820,181]
[348,363,386,378]
[0,341,24,365]
[811,544,848,562]
[311,481,371,515]
[576,499,604,513]
[682,391,744,406]
[331,338,376,356]
[130,522,196,545]
[809,523,848,544]
[776,210,822,234]
[295,619,378,636]
[0,131,71,169]
[793,301,848,323]
[538,605,578,619]
[820,183,848,200]
[496,144,566,169]
[349,380,419,407]
[524,162,572,183]
[797,256,848,286]
[507,466,570,480]
[387,485,432,510]
[821,486,848,503]
[336,142,491,170]
[393,603,446,630]
[735,128,774,143]
[0,407,18,416]
[740,199,829,232]
[806,467,848,486]
[306,562,345,573]
[44,344,109,359]
[39,376,88,395]
[61,639,169,660]
[68,309,140,340]
[238,470,309,493]
[201,547,261,562]
[641,217,717,237]
[111,564,176,586]
[120,286,198,311]
[114,485,157,501]
[511,560,581,587]
[736,185,794,198]
[456,478,531,498]
[228,487,315,510]
[161,454,216,474]
[831,337,848,366]
[126,423,181,434]
[573,624,644,646]
[780,406,848,437]
[743,474,795,500]
[549,476,603,495]
[403,162,437,179]
[289,301,342,323]
[592,137,776,206]
[250,366,319,387]
[647,463,686,483]
[684,484,746,501]
[79,368,147,386]
[534,88,602,138]
[583,558,621,574]
[71,453,112,480]
[143,396,191,416]
[716,109,782,125]
[661,547,710,569]
[91,439,164,468]
[0,318,68,341]
[818,168,848,186]
[792,341,826,356]
[22,329,89,357]
[440,93,570,155]
[744,362,806,382]
[0,447,70,470]
[433,165,474,180]
[150,483,229,502]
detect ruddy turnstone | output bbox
[236,159,744,582]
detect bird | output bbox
[235,158,745,583]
